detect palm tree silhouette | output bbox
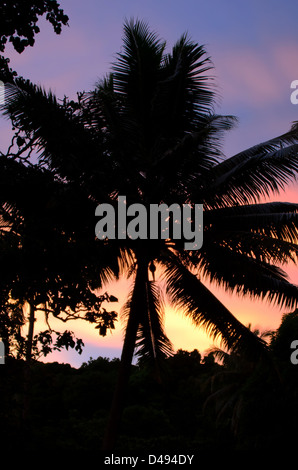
[1,19,298,449]
[203,327,273,435]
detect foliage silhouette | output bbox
[0,0,117,360]
[270,308,298,362]
[0,1,69,85]
[0,157,119,362]
[2,324,298,454]
[0,0,68,54]
[203,327,273,435]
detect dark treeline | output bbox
[1,309,298,453]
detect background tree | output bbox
[0,153,119,441]
[0,155,119,362]
[203,327,273,435]
[270,309,298,362]
[0,1,69,82]
[0,0,68,54]
[0,0,123,444]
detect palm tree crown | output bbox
[82,19,298,358]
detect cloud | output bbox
[4,19,110,99]
[214,49,279,107]
[214,41,298,110]
[273,42,298,82]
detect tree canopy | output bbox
[0,0,68,53]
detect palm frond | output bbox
[206,346,231,365]
[202,125,298,207]
[155,33,215,131]
[194,239,298,309]
[135,280,173,362]
[122,277,173,363]
[112,18,165,116]
[205,201,298,240]
[151,114,237,202]
[185,201,298,270]
[162,257,268,358]
[1,80,104,185]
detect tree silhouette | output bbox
[0,156,119,362]
[0,1,69,84]
[1,19,298,449]
[0,0,68,54]
[270,308,298,363]
[203,327,273,435]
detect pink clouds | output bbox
[273,42,298,83]
[4,18,111,99]
[218,51,279,106]
[214,41,298,109]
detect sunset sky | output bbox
[1,0,298,367]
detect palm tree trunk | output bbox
[23,302,35,434]
[102,257,148,451]
[26,302,35,362]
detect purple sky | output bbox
[1,0,298,367]
[3,0,298,154]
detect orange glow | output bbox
[34,187,298,366]
[35,255,298,367]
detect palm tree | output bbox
[1,19,298,449]
[203,327,273,435]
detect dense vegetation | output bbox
[2,310,298,453]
